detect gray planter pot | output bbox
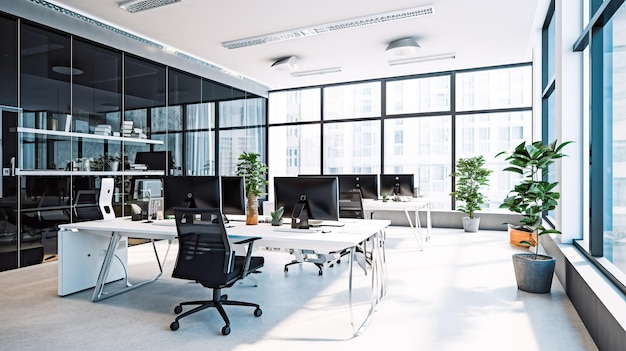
[462,216,480,232]
[512,253,556,293]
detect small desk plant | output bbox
[236,152,268,225]
[496,139,571,293]
[449,155,492,232]
[270,206,284,226]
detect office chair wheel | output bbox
[170,321,180,331]
[254,307,262,317]
[318,270,323,276]
[336,259,341,264]
[174,305,182,314]
[221,325,231,335]
[284,267,288,272]
[221,294,228,300]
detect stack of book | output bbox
[94,124,112,136]
[129,163,147,170]
[133,127,147,139]
[122,121,134,137]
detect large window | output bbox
[268,64,532,211]
[572,0,626,287]
[603,3,626,274]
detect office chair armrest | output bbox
[232,236,262,245]
[234,236,262,277]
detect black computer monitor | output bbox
[163,176,220,216]
[274,176,339,221]
[220,176,246,215]
[134,151,173,170]
[380,174,415,197]
[337,174,379,200]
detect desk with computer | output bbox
[57,174,390,335]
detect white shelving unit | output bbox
[16,126,165,176]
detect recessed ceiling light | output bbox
[388,53,456,66]
[271,56,298,71]
[291,67,343,78]
[222,4,435,49]
[119,0,182,13]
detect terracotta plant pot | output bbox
[246,194,259,225]
[508,225,537,247]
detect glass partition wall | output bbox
[0,14,266,271]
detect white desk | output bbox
[58,217,390,335]
[363,199,432,250]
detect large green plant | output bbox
[235,152,268,199]
[449,155,493,219]
[496,140,571,255]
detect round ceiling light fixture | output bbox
[385,37,420,56]
[270,56,298,71]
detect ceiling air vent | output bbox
[119,0,182,13]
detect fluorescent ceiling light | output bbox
[388,53,456,66]
[386,37,420,56]
[222,4,434,49]
[271,56,298,71]
[119,0,182,13]
[291,67,343,78]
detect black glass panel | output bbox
[168,68,201,105]
[0,15,17,107]
[21,23,71,118]
[124,55,166,110]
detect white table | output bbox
[58,217,390,335]
[363,199,432,250]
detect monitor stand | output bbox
[291,200,310,229]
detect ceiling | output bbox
[46,0,543,91]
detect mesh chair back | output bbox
[74,190,102,221]
[172,207,234,284]
[339,190,364,219]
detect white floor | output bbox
[0,227,598,350]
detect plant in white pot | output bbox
[449,155,493,232]
[496,139,571,293]
[235,152,268,225]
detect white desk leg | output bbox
[92,233,172,302]
[404,206,424,250]
[351,229,388,336]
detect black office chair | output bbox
[170,207,264,335]
[331,190,370,268]
[73,190,102,222]
[339,189,365,219]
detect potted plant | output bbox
[235,152,268,225]
[496,139,571,293]
[270,206,284,226]
[449,155,493,232]
[91,152,121,171]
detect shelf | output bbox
[15,170,165,176]
[16,127,163,145]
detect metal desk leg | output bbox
[351,229,388,336]
[92,233,171,302]
[404,206,424,250]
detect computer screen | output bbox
[134,151,173,171]
[379,174,415,197]
[220,176,246,215]
[337,174,379,200]
[274,176,339,221]
[163,176,220,216]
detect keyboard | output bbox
[272,227,322,234]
